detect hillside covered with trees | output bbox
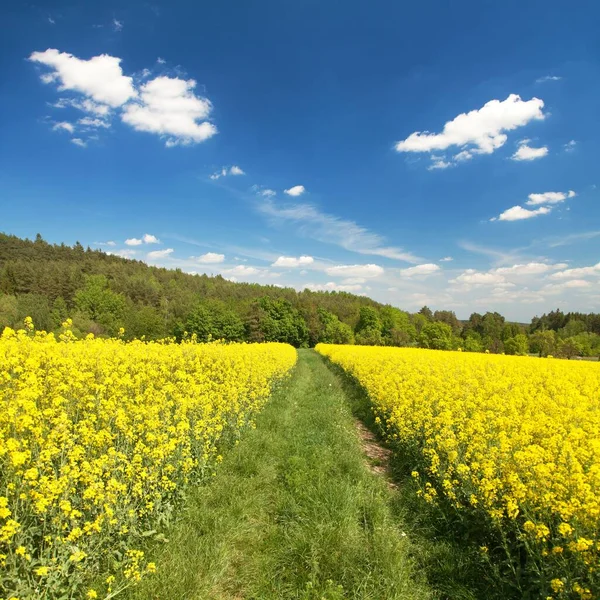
[1,233,599,358]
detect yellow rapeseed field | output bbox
[317,343,600,599]
[0,319,296,599]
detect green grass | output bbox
[127,349,434,600]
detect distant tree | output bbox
[463,330,483,353]
[419,321,453,350]
[317,308,354,345]
[50,296,69,329]
[433,310,461,333]
[530,330,557,357]
[556,337,584,360]
[185,301,245,342]
[418,306,434,321]
[380,306,416,346]
[0,294,18,329]
[504,334,529,356]
[355,307,383,346]
[74,275,126,336]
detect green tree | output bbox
[463,330,483,353]
[504,334,529,356]
[355,307,383,346]
[74,275,126,336]
[418,321,453,350]
[556,337,584,359]
[317,308,354,345]
[0,294,18,329]
[529,330,557,357]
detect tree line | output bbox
[1,233,598,358]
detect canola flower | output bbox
[1,319,296,599]
[317,344,600,599]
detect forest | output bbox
[1,233,599,358]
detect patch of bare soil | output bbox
[354,420,397,490]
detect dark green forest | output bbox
[1,233,599,358]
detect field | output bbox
[0,320,296,599]
[317,343,600,599]
[3,320,600,600]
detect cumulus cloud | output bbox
[549,262,600,280]
[29,49,136,107]
[427,156,452,170]
[71,138,87,147]
[493,262,567,276]
[53,121,74,133]
[452,269,508,286]
[94,240,116,247]
[325,264,384,278]
[195,252,225,264]
[511,140,548,161]
[526,190,576,205]
[272,255,314,267]
[223,265,259,276]
[210,165,245,179]
[53,97,111,116]
[78,117,110,128]
[122,76,216,146]
[395,94,545,159]
[142,233,160,244]
[284,185,306,197]
[305,282,363,292]
[440,256,453,262]
[493,205,551,221]
[564,140,577,152]
[126,234,160,245]
[147,248,174,259]
[399,263,441,277]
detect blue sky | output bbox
[1,0,599,321]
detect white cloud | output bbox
[257,199,421,263]
[223,265,259,276]
[147,248,174,259]
[29,49,136,107]
[125,238,143,246]
[325,264,384,278]
[511,140,548,161]
[564,140,577,152]
[48,17,55,24]
[142,233,160,244]
[306,282,363,292]
[399,263,441,277]
[111,249,138,258]
[122,76,216,146]
[453,269,507,286]
[395,94,545,157]
[493,262,566,276]
[210,165,245,179]
[260,189,276,197]
[284,185,306,197]
[112,19,123,32]
[272,255,314,267]
[78,117,110,128]
[342,277,366,285]
[494,205,551,221]
[454,150,473,162]
[428,156,452,170]
[526,190,576,205]
[549,262,600,280]
[195,252,225,264]
[94,240,116,247]
[157,57,166,65]
[536,75,561,83]
[53,97,111,116]
[53,121,74,133]
[440,256,453,262]
[71,138,87,147]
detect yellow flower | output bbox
[35,566,50,576]
[86,590,98,599]
[550,579,564,592]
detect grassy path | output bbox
[128,349,434,600]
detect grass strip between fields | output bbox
[127,349,436,599]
